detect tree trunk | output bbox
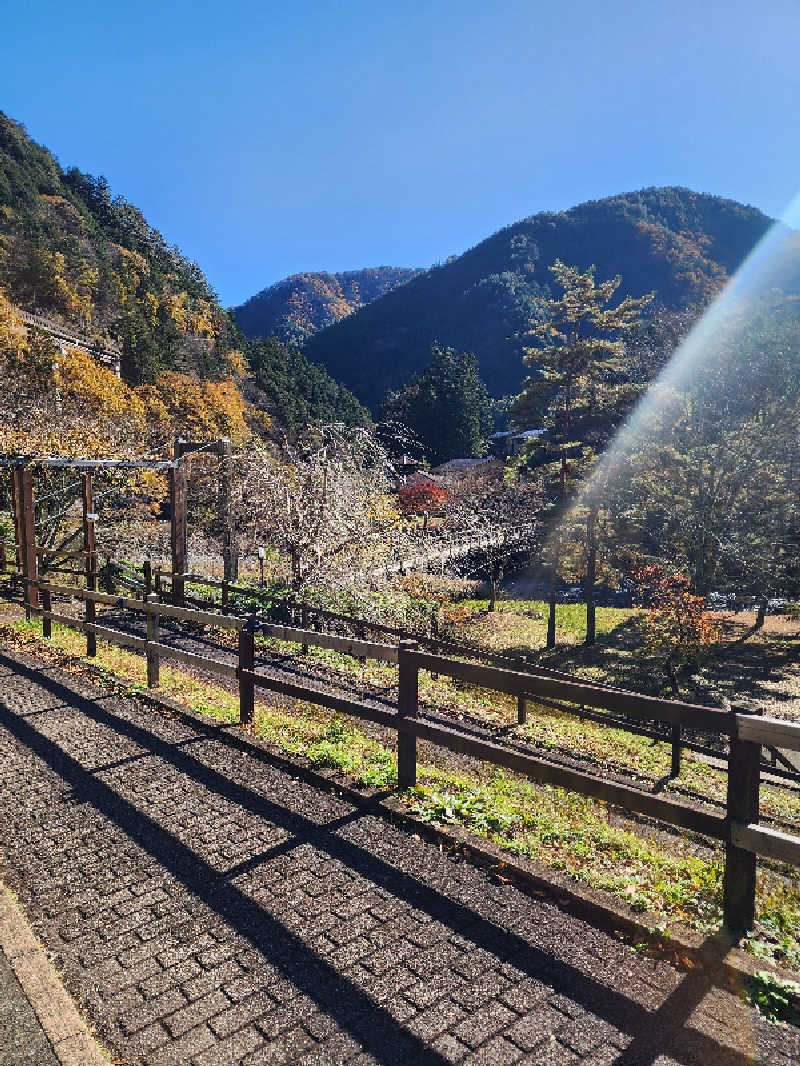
[489,578,497,612]
[547,546,558,648]
[755,595,768,631]
[585,503,597,646]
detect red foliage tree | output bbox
[397,479,448,519]
[635,566,719,695]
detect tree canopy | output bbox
[381,344,494,466]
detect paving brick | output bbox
[138,959,202,1000]
[242,1026,316,1064]
[463,1035,522,1066]
[121,986,187,1036]
[0,645,796,1066]
[145,1022,216,1065]
[163,989,230,1038]
[210,993,273,1039]
[407,997,466,1041]
[452,1003,516,1049]
[194,1024,265,1065]
[506,1007,566,1052]
[431,1032,470,1061]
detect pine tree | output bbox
[515,260,653,646]
[381,344,494,465]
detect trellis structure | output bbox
[0,439,236,611]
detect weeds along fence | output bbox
[6,573,800,935]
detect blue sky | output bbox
[2,0,799,306]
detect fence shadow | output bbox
[0,651,774,1066]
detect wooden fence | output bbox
[13,576,800,935]
[5,551,799,784]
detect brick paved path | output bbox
[0,646,796,1066]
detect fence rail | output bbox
[3,554,800,782]
[5,574,798,936]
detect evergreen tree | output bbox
[515,260,652,646]
[381,343,494,465]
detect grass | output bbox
[455,598,636,642]
[2,611,799,977]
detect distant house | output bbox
[488,428,545,460]
[430,456,504,482]
[394,454,424,484]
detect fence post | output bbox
[104,554,114,595]
[143,559,152,600]
[670,724,682,778]
[301,602,309,655]
[169,460,187,608]
[517,694,527,725]
[83,552,97,658]
[239,620,256,725]
[397,640,419,788]
[154,566,162,601]
[13,467,38,618]
[723,707,761,934]
[221,580,229,615]
[146,593,160,688]
[41,583,51,638]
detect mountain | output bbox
[233,267,419,346]
[0,112,366,429]
[0,111,238,385]
[301,187,800,411]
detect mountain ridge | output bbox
[233,266,420,346]
[299,186,800,410]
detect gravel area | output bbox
[0,643,797,1065]
[0,947,60,1065]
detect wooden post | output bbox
[103,554,114,596]
[221,579,229,614]
[169,462,187,607]
[154,566,162,601]
[723,713,761,934]
[397,640,419,789]
[143,559,152,600]
[670,724,682,777]
[41,584,52,638]
[238,621,256,725]
[517,694,527,725]
[146,593,160,688]
[13,467,38,617]
[218,438,238,583]
[82,474,97,657]
[301,602,309,655]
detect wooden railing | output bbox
[9,576,799,935]
[4,551,799,783]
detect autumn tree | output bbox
[397,478,448,530]
[635,566,719,696]
[615,297,800,618]
[515,260,653,646]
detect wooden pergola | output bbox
[1,438,236,613]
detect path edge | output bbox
[0,885,109,1066]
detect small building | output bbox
[488,428,545,460]
[430,456,504,482]
[394,454,424,484]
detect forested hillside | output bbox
[233,267,419,346]
[0,112,366,433]
[303,187,800,410]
